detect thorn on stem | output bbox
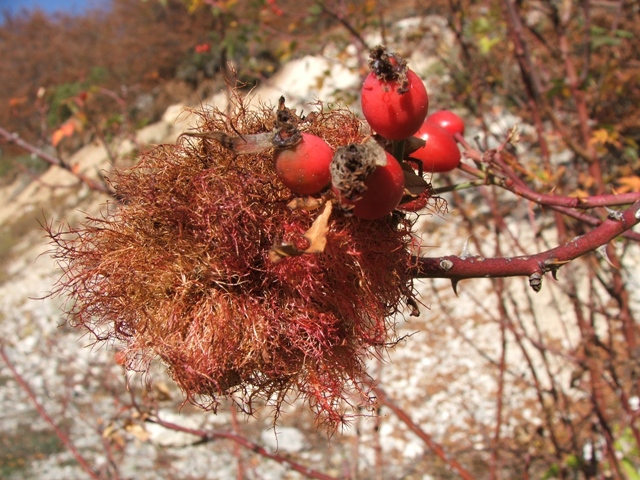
[451,279,459,296]
[460,236,473,259]
[596,244,618,269]
[542,257,570,279]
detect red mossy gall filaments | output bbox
[47,93,421,429]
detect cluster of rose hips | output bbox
[274,45,464,219]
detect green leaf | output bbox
[622,458,640,480]
[472,17,492,34]
[590,25,607,35]
[308,4,322,16]
[478,36,500,54]
[564,454,582,470]
[615,29,634,38]
[591,36,621,49]
[542,463,560,479]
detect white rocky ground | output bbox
[1,15,639,480]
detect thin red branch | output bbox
[370,385,476,480]
[565,276,623,479]
[315,1,370,51]
[457,145,640,209]
[500,0,551,169]
[0,344,101,480]
[229,405,245,480]
[146,415,337,480]
[0,126,114,196]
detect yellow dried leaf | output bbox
[269,201,332,263]
[102,423,117,439]
[51,120,76,147]
[568,189,589,200]
[287,196,325,211]
[589,128,621,149]
[303,200,332,254]
[125,423,150,442]
[616,175,640,193]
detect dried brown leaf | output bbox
[269,201,333,263]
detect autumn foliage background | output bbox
[1,0,640,478]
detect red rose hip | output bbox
[351,152,405,219]
[331,139,405,220]
[411,121,461,173]
[361,46,429,141]
[427,110,465,137]
[273,132,334,195]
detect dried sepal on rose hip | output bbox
[181,97,334,195]
[361,45,429,141]
[397,165,432,212]
[178,96,303,154]
[331,138,405,220]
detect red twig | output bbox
[487,209,507,480]
[454,137,640,241]
[500,0,551,170]
[0,344,101,480]
[457,146,640,210]
[565,277,623,479]
[0,126,114,196]
[229,405,245,480]
[314,1,370,51]
[146,415,338,480]
[370,385,476,480]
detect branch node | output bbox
[439,259,454,271]
[541,257,569,280]
[529,272,543,292]
[605,207,625,222]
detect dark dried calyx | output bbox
[272,96,303,149]
[368,45,409,93]
[330,139,388,202]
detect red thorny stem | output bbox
[411,200,640,283]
